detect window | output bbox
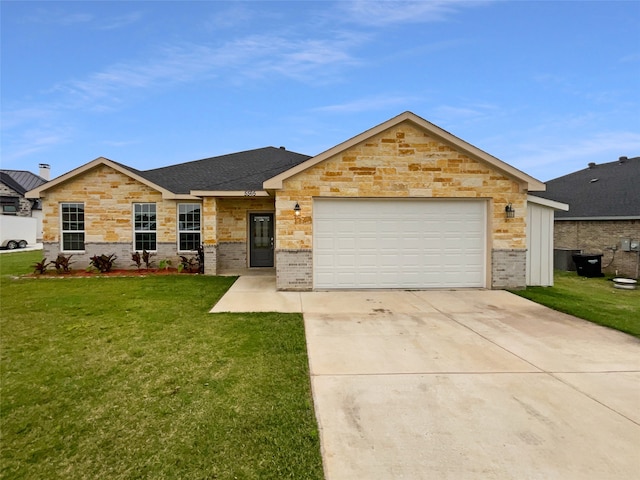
[178,204,201,251]
[61,203,85,251]
[134,203,157,251]
[1,196,19,215]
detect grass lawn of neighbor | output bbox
[512,270,640,338]
[1,250,323,479]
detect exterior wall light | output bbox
[505,203,515,219]
[294,202,301,216]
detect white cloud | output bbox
[510,131,640,179]
[47,32,366,111]
[341,0,491,26]
[98,11,144,30]
[1,127,73,163]
[205,4,257,30]
[620,53,640,63]
[314,94,421,114]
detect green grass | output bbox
[1,251,323,479]
[512,270,640,338]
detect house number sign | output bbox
[244,190,256,196]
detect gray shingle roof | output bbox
[124,147,311,194]
[536,156,640,218]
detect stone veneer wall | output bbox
[39,164,202,269]
[275,121,528,290]
[555,220,640,278]
[204,197,274,274]
[0,183,33,216]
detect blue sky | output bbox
[2,1,639,182]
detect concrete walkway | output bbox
[211,275,640,479]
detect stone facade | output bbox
[211,197,274,271]
[0,183,33,216]
[40,164,202,269]
[555,220,640,278]
[35,120,538,288]
[275,122,528,290]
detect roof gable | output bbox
[264,111,545,191]
[536,156,640,219]
[25,148,312,199]
[1,170,47,195]
[1,172,27,196]
[25,157,180,199]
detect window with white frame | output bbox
[61,202,85,251]
[178,204,201,251]
[133,203,157,251]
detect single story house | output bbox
[536,156,639,278]
[27,111,560,290]
[1,165,50,240]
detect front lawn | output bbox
[0,251,323,479]
[513,270,640,338]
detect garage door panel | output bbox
[314,199,486,289]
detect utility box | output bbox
[554,249,581,271]
[621,238,631,252]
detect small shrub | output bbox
[52,254,73,273]
[158,259,172,270]
[142,250,154,269]
[178,255,198,273]
[89,254,117,273]
[131,251,142,270]
[32,258,50,275]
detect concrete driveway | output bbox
[212,277,640,479]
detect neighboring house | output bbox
[27,111,557,290]
[536,156,640,278]
[1,165,50,240]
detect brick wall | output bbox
[42,241,189,270]
[275,121,528,290]
[492,249,527,289]
[555,220,640,278]
[218,242,247,270]
[276,249,313,290]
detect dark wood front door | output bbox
[249,213,274,267]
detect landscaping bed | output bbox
[24,267,193,278]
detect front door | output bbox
[249,213,274,267]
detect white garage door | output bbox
[314,198,486,289]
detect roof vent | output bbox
[279,146,286,150]
[588,162,596,169]
[590,178,599,183]
[619,156,628,163]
